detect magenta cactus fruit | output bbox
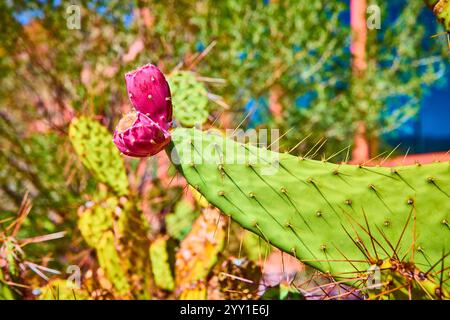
[125,64,172,130]
[113,111,171,157]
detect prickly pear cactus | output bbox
[168,128,450,298]
[150,236,175,291]
[165,199,199,241]
[78,195,152,299]
[69,117,129,196]
[168,71,209,127]
[175,208,226,296]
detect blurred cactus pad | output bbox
[168,71,210,127]
[1,0,450,302]
[69,117,129,196]
[168,127,449,298]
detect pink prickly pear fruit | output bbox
[113,111,171,157]
[125,64,172,130]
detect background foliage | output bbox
[0,0,448,300]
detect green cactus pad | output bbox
[168,128,450,296]
[0,271,15,300]
[175,209,226,292]
[78,197,130,296]
[69,117,129,196]
[150,236,175,291]
[242,230,272,262]
[168,71,209,127]
[37,279,91,300]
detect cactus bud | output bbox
[125,64,172,130]
[113,111,171,157]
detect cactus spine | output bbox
[426,0,450,31]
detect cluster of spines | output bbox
[77,195,152,299]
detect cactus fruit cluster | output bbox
[168,71,210,127]
[125,64,173,130]
[113,64,173,157]
[113,111,171,157]
[69,117,129,196]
